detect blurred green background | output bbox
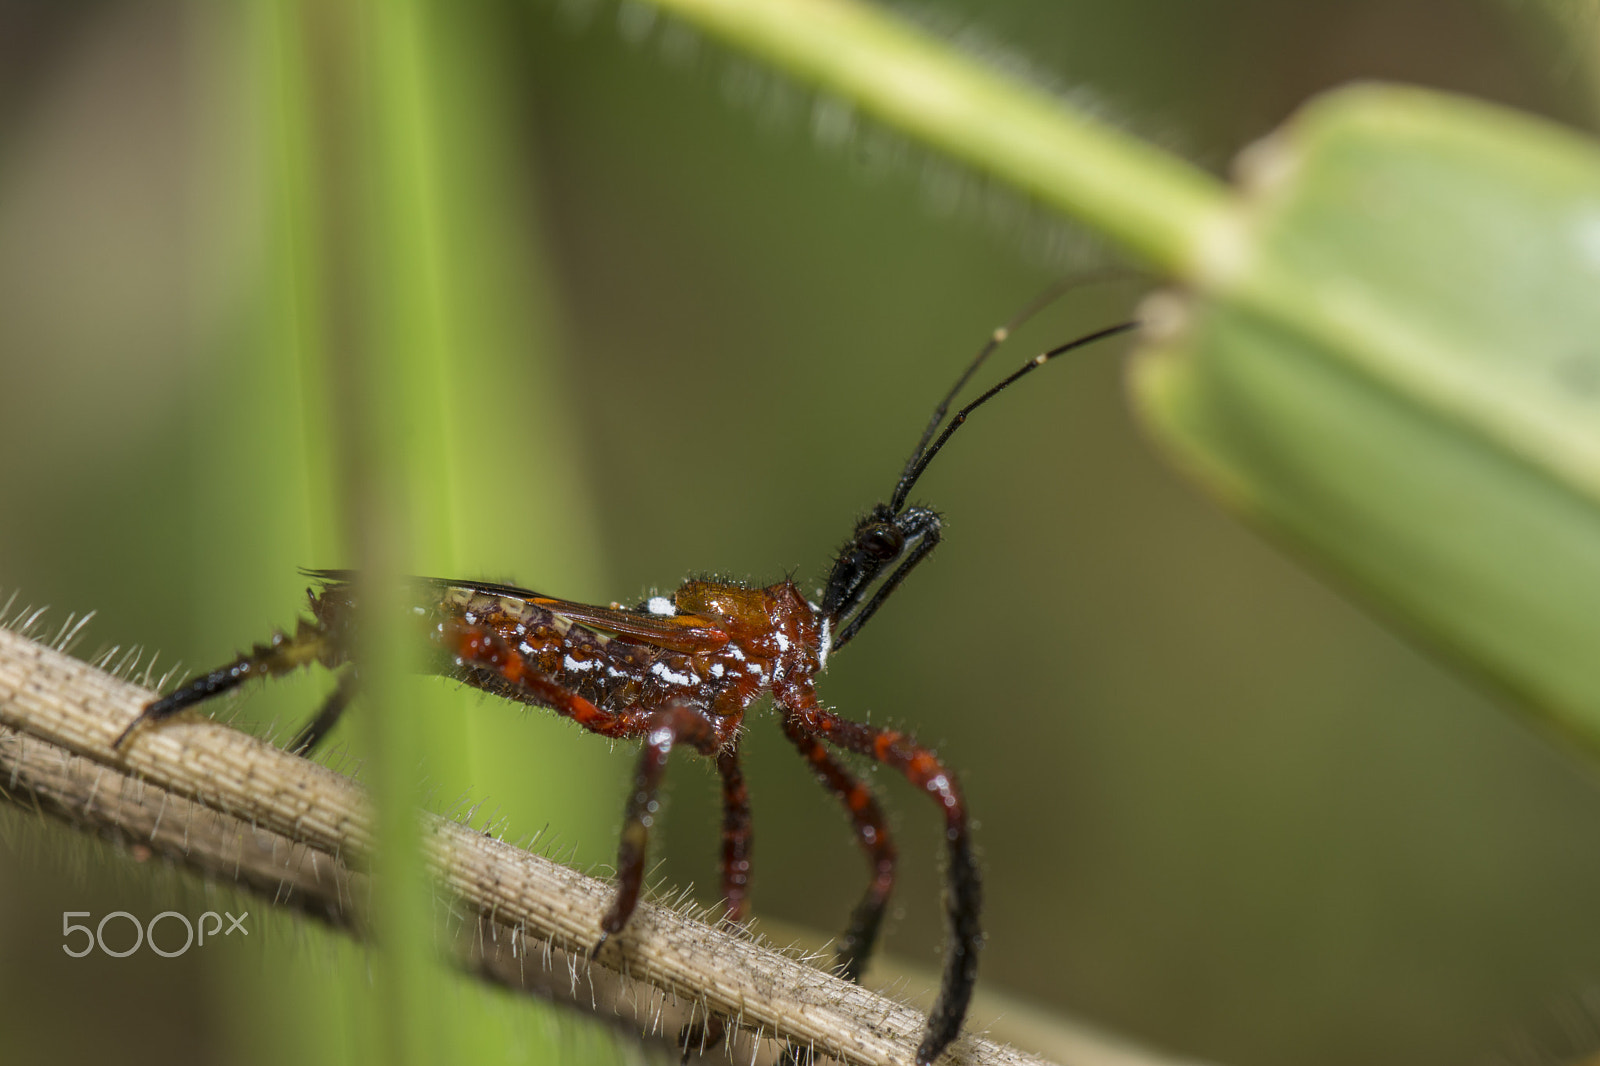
[3,2,1600,1065]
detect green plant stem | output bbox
[648,0,1232,274]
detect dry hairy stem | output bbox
[0,625,1206,1066]
[0,724,783,1059]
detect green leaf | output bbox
[644,1,1600,753]
[1133,85,1600,748]
[649,0,1232,271]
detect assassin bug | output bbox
[114,308,1137,1065]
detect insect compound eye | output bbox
[862,524,905,561]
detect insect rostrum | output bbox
[114,315,1136,1065]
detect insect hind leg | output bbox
[287,668,358,755]
[113,617,338,749]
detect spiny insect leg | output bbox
[662,737,749,1062]
[781,718,896,984]
[113,617,337,749]
[785,704,979,1066]
[716,741,752,926]
[669,744,750,1066]
[287,668,358,755]
[592,701,721,958]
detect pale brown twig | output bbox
[0,625,1211,1066]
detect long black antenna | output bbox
[889,319,1138,513]
[894,281,1076,500]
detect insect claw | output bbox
[110,716,142,751]
[589,930,609,961]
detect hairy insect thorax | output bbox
[672,578,827,692]
[675,578,820,647]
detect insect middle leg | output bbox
[781,719,896,984]
[716,740,753,926]
[665,738,751,1060]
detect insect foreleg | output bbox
[782,700,978,1066]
